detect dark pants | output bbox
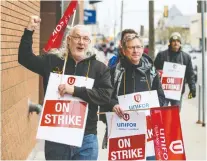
[146,156,156,160]
[164,95,183,112]
[45,134,98,160]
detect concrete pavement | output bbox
[26,86,206,160]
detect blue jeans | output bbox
[45,134,98,160]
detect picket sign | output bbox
[117,90,160,158]
[106,111,146,161]
[161,62,186,100]
[36,73,94,147]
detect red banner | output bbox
[43,0,78,52]
[150,106,186,160]
[146,115,154,142]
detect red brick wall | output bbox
[1,1,40,160]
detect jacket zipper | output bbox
[132,70,136,92]
[144,73,151,91]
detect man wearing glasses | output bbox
[18,16,113,160]
[101,29,165,160]
[107,30,165,116]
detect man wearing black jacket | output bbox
[154,32,196,110]
[109,31,165,160]
[101,30,165,160]
[18,16,113,160]
[109,32,166,115]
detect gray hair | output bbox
[48,24,93,60]
[122,34,144,49]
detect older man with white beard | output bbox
[18,15,113,160]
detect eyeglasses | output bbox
[126,45,143,51]
[70,35,91,44]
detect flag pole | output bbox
[97,106,178,115]
[97,108,150,115]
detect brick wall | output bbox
[1,1,41,160]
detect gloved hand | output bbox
[188,89,196,99]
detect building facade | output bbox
[1,1,40,159]
[1,0,85,160]
[156,5,191,44]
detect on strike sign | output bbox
[106,111,146,161]
[118,90,160,158]
[162,77,183,91]
[40,100,87,128]
[161,62,186,100]
[36,73,94,147]
[109,135,145,160]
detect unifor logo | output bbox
[123,113,130,121]
[68,77,76,85]
[134,94,141,103]
[173,64,177,69]
[169,140,184,154]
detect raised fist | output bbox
[27,15,41,31]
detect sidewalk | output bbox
[26,90,206,160]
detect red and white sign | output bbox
[118,90,159,111]
[40,100,86,128]
[162,77,183,91]
[161,62,186,100]
[108,135,145,160]
[36,73,94,147]
[118,90,160,158]
[106,111,146,161]
[150,106,186,160]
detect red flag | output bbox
[150,106,186,160]
[43,0,78,52]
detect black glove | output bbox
[188,89,196,99]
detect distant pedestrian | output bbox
[154,32,196,111]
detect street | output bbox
[26,52,206,161]
[27,83,206,160]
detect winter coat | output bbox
[18,29,113,135]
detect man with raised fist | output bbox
[18,15,112,160]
